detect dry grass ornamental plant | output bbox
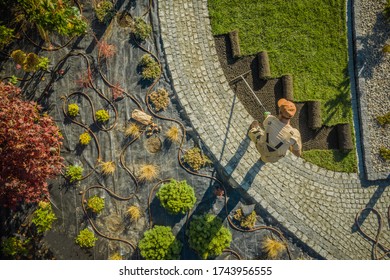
[98,160,116,175]
[125,123,140,138]
[261,236,286,259]
[165,126,180,143]
[127,205,141,222]
[138,164,159,182]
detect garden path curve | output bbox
[157,0,390,259]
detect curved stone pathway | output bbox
[157,0,390,259]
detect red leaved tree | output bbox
[0,82,63,208]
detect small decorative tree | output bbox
[87,196,105,214]
[156,179,196,215]
[138,226,182,260]
[75,229,97,248]
[183,147,212,171]
[187,214,232,259]
[0,82,63,208]
[31,201,57,234]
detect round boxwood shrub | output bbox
[75,228,97,248]
[65,164,83,183]
[188,214,232,259]
[156,179,196,215]
[79,132,91,145]
[138,225,182,260]
[95,109,110,123]
[67,103,79,117]
[87,196,105,214]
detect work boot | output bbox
[249,120,260,130]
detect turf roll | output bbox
[307,101,322,130]
[337,123,354,151]
[228,30,241,58]
[282,75,294,101]
[257,51,271,79]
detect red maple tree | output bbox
[0,82,63,208]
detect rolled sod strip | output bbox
[337,123,354,151]
[282,75,294,101]
[307,101,322,130]
[228,30,241,58]
[257,51,271,79]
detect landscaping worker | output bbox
[248,98,302,163]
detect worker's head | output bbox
[277,98,296,119]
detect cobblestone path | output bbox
[157,0,390,259]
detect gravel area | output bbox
[354,0,390,179]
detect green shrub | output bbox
[95,109,110,122]
[18,0,88,38]
[383,44,390,53]
[376,112,390,126]
[68,103,79,117]
[87,196,105,214]
[139,54,161,80]
[65,165,83,183]
[79,132,91,145]
[156,179,196,215]
[233,208,256,229]
[75,228,97,248]
[94,1,115,24]
[379,147,390,161]
[149,88,170,111]
[385,0,390,20]
[132,17,152,41]
[11,50,49,72]
[32,201,57,234]
[1,237,29,258]
[187,214,232,259]
[0,25,14,49]
[183,147,212,171]
[138,226,182,260]
[8,75,18,85]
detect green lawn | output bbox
[209,0,357,173]
[209,0,351,126]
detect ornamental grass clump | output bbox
[261,236,286,259]
[75,228,97,248]
[127,205,141,222]
[156,179,196,215]
[87,196,105,214]
[138,164,159,182]
[95,109,110,123]
[138,225,182,260]
[68,103,79,117]
[125,123,140,138]
[149,88,170,111]
[139,54,161,81]
[79,132,91,145]
[165,126,180,143]
[183,147,212,171]
[131,17,152,41]
[98,160,116,175]
[65,165,83,183]
[188,214,232,259]
[32,201,57,234]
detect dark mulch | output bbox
[214,34,339,150]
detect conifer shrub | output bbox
[94,0,115,24]
[139,54,161,80]
[75,229,97,248]
[79,132,91,145]
[233,208,257,229]
[65,165,83,183]
[1,237,29,258]
[87,196,105,214]
[149,88,170,111]
[68,103,79,117]
[11,50,49,72]
[132,17,152,41]
[32,201,57,234]
[95,109,110,122]
[187,214,232,259]
[183,147,212,171]
[138,226,182,260]
[376,112,390,126]
[379,147,390,161]
[156,179,196,215]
